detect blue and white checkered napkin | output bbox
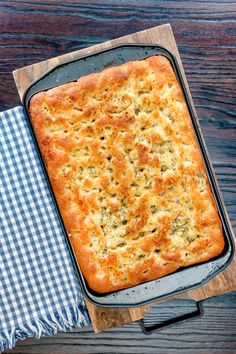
[0,106,90,352]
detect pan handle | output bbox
[139,300,204,335]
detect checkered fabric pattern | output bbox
[0,106,90,352]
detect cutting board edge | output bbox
[12,23,173,100]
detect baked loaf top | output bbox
[29,55,224,293]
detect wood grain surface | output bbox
[4,294,236,354]
[1,0,236,353]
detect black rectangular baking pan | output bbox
[22,44,234,312]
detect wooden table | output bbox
[1,1,236,353]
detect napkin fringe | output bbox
[0,303,90,352]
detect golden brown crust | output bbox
[29,55,225,293]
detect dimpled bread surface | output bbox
[29,55,225,293]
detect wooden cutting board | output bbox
[13,23,236,333]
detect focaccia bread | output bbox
[29,55,225,293]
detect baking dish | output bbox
[22,44,234,310]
